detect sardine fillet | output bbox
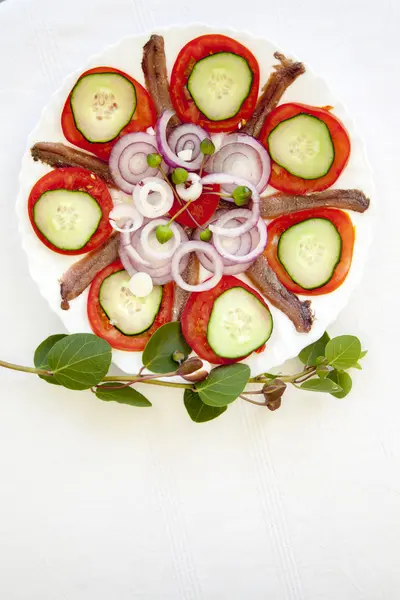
[247,256,313,333]
[142,34,180,127]
[60,234,119,310]
[31,142,115,187]
[242,52,305,139]
[259,189,370,218]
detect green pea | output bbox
[233,185,252,206]
[200,228,212,242]
[200,138,215,156]
[155,224,173,244]
[147,153,162,168]
[171,168,188,185]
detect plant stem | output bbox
[168,198,196,224]
[159,166,182,204]
[248,366,315,385]
[0,360,50,377]
[240,394,266,406]
[101,375,192,389]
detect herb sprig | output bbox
[0,326,366,423]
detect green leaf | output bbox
[299,332,330,366]
[47,333,112,390]
[316,356,327,366]
[325,335,361,370]
[327,370,352,399]
[316,365,330,379]
[300,378,342,393]
[34,334,67,385]
[142,322,191,374]
[95,383,151,407]
[352,362,363,370]
[360,350,368,359]
[196,364,250,407]
[184,389,227,422]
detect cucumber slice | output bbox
[207,287,273,359]
[278,218,342,289]
[268,114,334,179]
[187,52,253,121]
[99,270,162,336]
[70,73,137,143]
[33,189,102,251]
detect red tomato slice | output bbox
[260,103,351,194]
[28,167,113,255]
[87,260,174,351]
[61,67,156,161]
[266,208,355,295]
[168,183,220,227]
[170,35,260,133]
[181,275,270,365]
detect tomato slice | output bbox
[260,103,351,194]
[265,208,355,295]
[87,261,174,351]
[170,35,260,133]
[168,183,220,227]
[28,167,113,255]
[61,67,156,161]
[181,275,270,364]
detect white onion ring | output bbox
[209,133,271,193]
[176,173,203,202]
[140,219,182,261]
[109,204,144,233]
[213,217,267,264]
[171,241,223,292]
[119,245,137,276]
[133,177,174,218]
[109,132,167,194]
[201,174,260,237]
[156,111,210,171]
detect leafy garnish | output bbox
[47,333,112,390]
[325,335,361,370]
[184,389,227,422]
[196,364,250,407]
[327,370,352,398]
[34,334,67,385]
[300,378,342,393]
[142,322,191,373]
[95,383,151,407]
[299,332,330,366]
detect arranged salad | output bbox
[28,33,370,368]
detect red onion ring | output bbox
[171,241,223,292]
[139,219,183,261]
[200,174,260,237]
[109,132,167,194]
[210,133,271,193]
[156,110,210,171]
[213,217,267,264]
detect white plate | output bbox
[16,24,375,376]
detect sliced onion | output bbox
[109,132,167,194]
[109,204,144,233]
[139,219,182,261]
[176,173,203,202]
[119,245,137,276]
[213,216,267,264]
[208,133,271,193]
[201,174,260,237]
[133,177,174,218]
[171,241,223,292]
[156,111,210,171]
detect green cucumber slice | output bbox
[207,287,273,359]
[33,189,102,251]
[187,52,253,121]
[70,72,137,143]
[278,218,342,289]
[99,270,162,336]
[268,114,334,179]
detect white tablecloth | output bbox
[0,0,398,598]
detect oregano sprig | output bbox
[0,327,366,423]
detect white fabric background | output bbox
[0,0,398,598]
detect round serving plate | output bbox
[16,24,375,375]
